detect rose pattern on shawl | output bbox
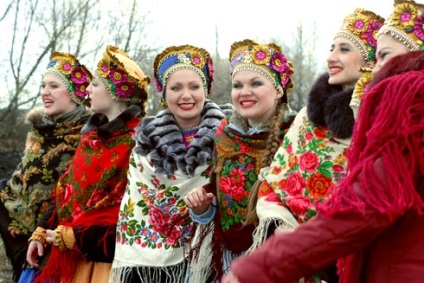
[54,126,137,223]
[218,155,255,231]
[116,179,194,249]
[264,113,348,222]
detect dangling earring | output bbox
[161,97,168,109]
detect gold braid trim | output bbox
[55,225,66,251]
[28,227,47,247]
[62,226,76,250]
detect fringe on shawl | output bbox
[187,223,214,283]
[35,206,120,283]
[248,217,296,253]
[109,259,188,283]
[318,70,424,283]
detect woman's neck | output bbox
[105,102,129,121]
[175,117,201,131]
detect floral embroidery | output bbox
[215,121,267,231]
[116,179,194,249]
[2,118,88,234]
[54,117,140,223]
[265,110,348,222]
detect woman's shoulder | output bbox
[25,106,45,125]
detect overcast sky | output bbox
[0,0,395,108]
[138,0,393,59]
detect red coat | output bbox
[231,174,424,283]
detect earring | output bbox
[160,97,168,109]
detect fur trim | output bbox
[134,100,231,176]
[81,105,141,140]
[307,73,355,139]
[25,107,45,124]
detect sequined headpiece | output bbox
[44,52,92,105]
[229,39,294,102]
[378,0,424,51]
[335,8,385,67]
[153,45,214,97]
[96,45,150,105]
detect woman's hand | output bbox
[222,271,241,283]
[45,228,58,245]
[184,186,214,214]
[26,240,44,268]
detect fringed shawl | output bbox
[110,101,231,283]
[35,105,142,283]
[251,74,355,251]
[195,105,294,281]
[318,70,424,282]
[0,106,91,235]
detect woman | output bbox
[184,39,296,282]
[351,0,423,115]
[26,45,150,283]
[0,52,92,281]
[223,2,424,283]
[242,9,384,283]
[109,44,232,283]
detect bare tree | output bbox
[276,24,319,111]
[0,1,13,22]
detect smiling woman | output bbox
[109,44,233,283]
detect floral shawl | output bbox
[36,105,142,283]
[0,105,91,235]
[252,74,354,251]
[110,101,232,283]
[193,106,295,281]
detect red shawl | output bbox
[35,114,141,283]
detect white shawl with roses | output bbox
[250,107,351,252]
[110,152,210,283]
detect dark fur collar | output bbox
[307,73,355,139]
[134,100,232,176]
[81,105,141,140]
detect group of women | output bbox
[0,0,422,282]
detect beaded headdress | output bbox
[153,45,214,97]
[229,39,294,102]
[45,52,92,105]
[335,8,385,67]
[350,67,373,108]
[378,0,424,51]
[96,45,150,105]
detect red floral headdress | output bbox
[96,45,150,105]
[378,0,424,51]
[45,52,92,105]
[229,39,294,102]
[335,8,385,67]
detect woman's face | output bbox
[87,76,115,115]
[327,37,367,88]
[41,73,77,119]
[231,70,281,127]
[374,34,410,73]
[165,69,206,129]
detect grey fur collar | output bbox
[134,100,232,176]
